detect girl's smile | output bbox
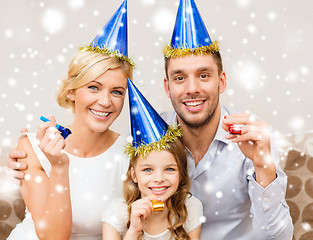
[148,186,169,195]
[131,150,180,202]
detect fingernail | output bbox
[20,153,26,157]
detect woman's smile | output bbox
[90,109,111,119]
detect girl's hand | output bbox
[36,115,69,167]
[128,195,160,235]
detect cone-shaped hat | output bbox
[163,0,219,58]
[125,79,182,158]
[80,0,134,68]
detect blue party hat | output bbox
[80,0,134,68]
[125,79,182,158]
[163,0,219,58]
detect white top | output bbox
[8,132,129,240]
[161,105,293,240]
[101,195,203,240]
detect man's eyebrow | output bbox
[197,66,215,72]
[169,66,215,76]
[169,69,185,75]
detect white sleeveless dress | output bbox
[8,132,129,240]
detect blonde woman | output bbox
[8,1,135,239]
[7,49,132,240]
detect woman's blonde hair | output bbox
[123,138,191,240]
[56,51,133,112]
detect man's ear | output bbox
[164,77,171,98]
[67,90,75,101]
[131,167,137,183]
[219,71,227,94]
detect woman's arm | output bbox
[188,226,201,240]
[18,125,72,240]
[102,222,122,240]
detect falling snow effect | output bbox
[0,2,312,239]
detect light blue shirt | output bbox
[161,105,293,240]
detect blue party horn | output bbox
[40,116,72,139]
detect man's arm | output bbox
[223,113,293,239]
[247,146,293,239]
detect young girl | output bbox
[8,1,134,239]
[102,79,202,240]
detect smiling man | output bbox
[160,0,293,239]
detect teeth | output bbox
[150,187,167,191]
[91,109,109,117]
[185,101,203,107]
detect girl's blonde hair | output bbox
[56,51,133,112]
[123,138,191,240]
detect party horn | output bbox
[40,116,72,139]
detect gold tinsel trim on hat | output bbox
[124,125,182,159]
[162,40,220,58]
[79,45,135,69]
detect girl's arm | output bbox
[18,123,72,240]
[102,222,121,240]
[188,226,201,240]
[123,196,159,240]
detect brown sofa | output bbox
[1,132,313,240]
[279,131,313,240]
[0,147,25,240]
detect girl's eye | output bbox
[143,168,152,173]
[166,168,175,172]
[88,86,99,91]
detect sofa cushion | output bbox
[0,167,26,239]
[285,150,313,240]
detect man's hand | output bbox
[223,113,276,188]
[7,128,29,185]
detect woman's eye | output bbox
[88,86,98,91]
[112,90,123,95]
[166,168,175,172]
[143,168,152,173]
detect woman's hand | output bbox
[37,115,69,167]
